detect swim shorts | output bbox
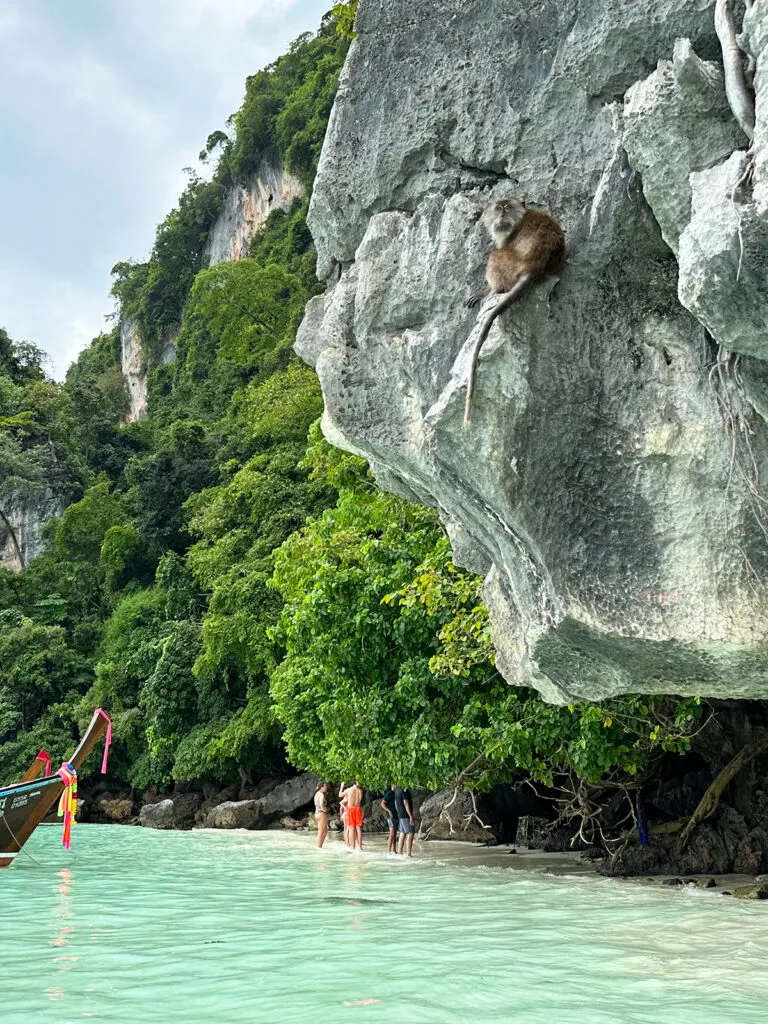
[348,806,363,828]
[398,817,414,834]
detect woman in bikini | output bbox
[314,782,329,848]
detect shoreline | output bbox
[192,827,762,893]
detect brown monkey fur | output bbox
[464,197,564,427]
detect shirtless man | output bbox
[339,783,350,846]
[345,781,364,850]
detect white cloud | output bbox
[0,0,332,378]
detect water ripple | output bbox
[1,825,767,1023]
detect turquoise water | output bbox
[3,825,768,1023]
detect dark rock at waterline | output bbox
[733,882,768,900]
[419,790,492,842]
[580,847,606,861]
[733,827,768,876]
[98,796,135,823]
[169,792,203,830]
[602,795,768,878]
[514,816,550,850]
[139,799,175,830]
[202,773,320,831]
[136,794,203,830]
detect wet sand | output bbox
[315,829,759,892]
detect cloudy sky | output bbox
[0,0,332,379]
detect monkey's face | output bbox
[482,197,525,241]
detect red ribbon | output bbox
[36,749,51,777]
[95,708,112,774]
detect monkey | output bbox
[463,197,565,427]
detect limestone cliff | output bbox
[119,158,303,419]
[0,488,63,572]
[297,0,768,702]
[121,318,149,423]
[204,160,303,266]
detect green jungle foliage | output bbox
[0,0,703,806]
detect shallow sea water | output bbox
[3,824,768,1024]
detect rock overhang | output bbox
[296,0,768,703]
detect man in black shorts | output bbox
[394,785,415,857]
[380,785,398,853]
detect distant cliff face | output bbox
[121,318,149,423]
[297,0,768,701]
[0,488,62,572]
[119,159,303,420]
[205,160,303,266]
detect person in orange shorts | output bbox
[345,781,364,850]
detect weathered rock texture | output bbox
[120,318,149,423]
[139,799,175,830]
[0,487,63,572]
[297,0,768,702]
[419,790,491,842]
[204,773,320,830]
[205,160,303,266]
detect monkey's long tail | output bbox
[464,274,532,429]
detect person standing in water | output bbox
[339,782,350,846]
[314,782,329,848]
[380,785,398,854]
[345,781,364,850]
[395,785,415,857]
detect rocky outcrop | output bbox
[139,799,175,830]
[205,800,263,830]
[419,790,492,842]
[120,318,148,423]
[257,773,319,818]
[298,0,768,702]
[203,773,319,830]
[205,160,303,266]
[0,487,63,572]
[98,796,135,823]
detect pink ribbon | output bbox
[56,762,77,850]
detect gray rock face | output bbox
[298,0,768,702]
[203,774,319,830]
[258,773,320,818]
[139,799,175,830]
[120,318,148,423]
[419,790,491,842]
[205,800,263,830]
[205,160,303,266]
[0,487,63,572]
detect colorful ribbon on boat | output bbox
[35,749,52,777]
[95,708,112,774]
[56,762,77,850]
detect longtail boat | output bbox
[0,708,111,868]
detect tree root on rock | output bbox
[715,0,756,141]
[677,732,768,850]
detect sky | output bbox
[0,0,333,379]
